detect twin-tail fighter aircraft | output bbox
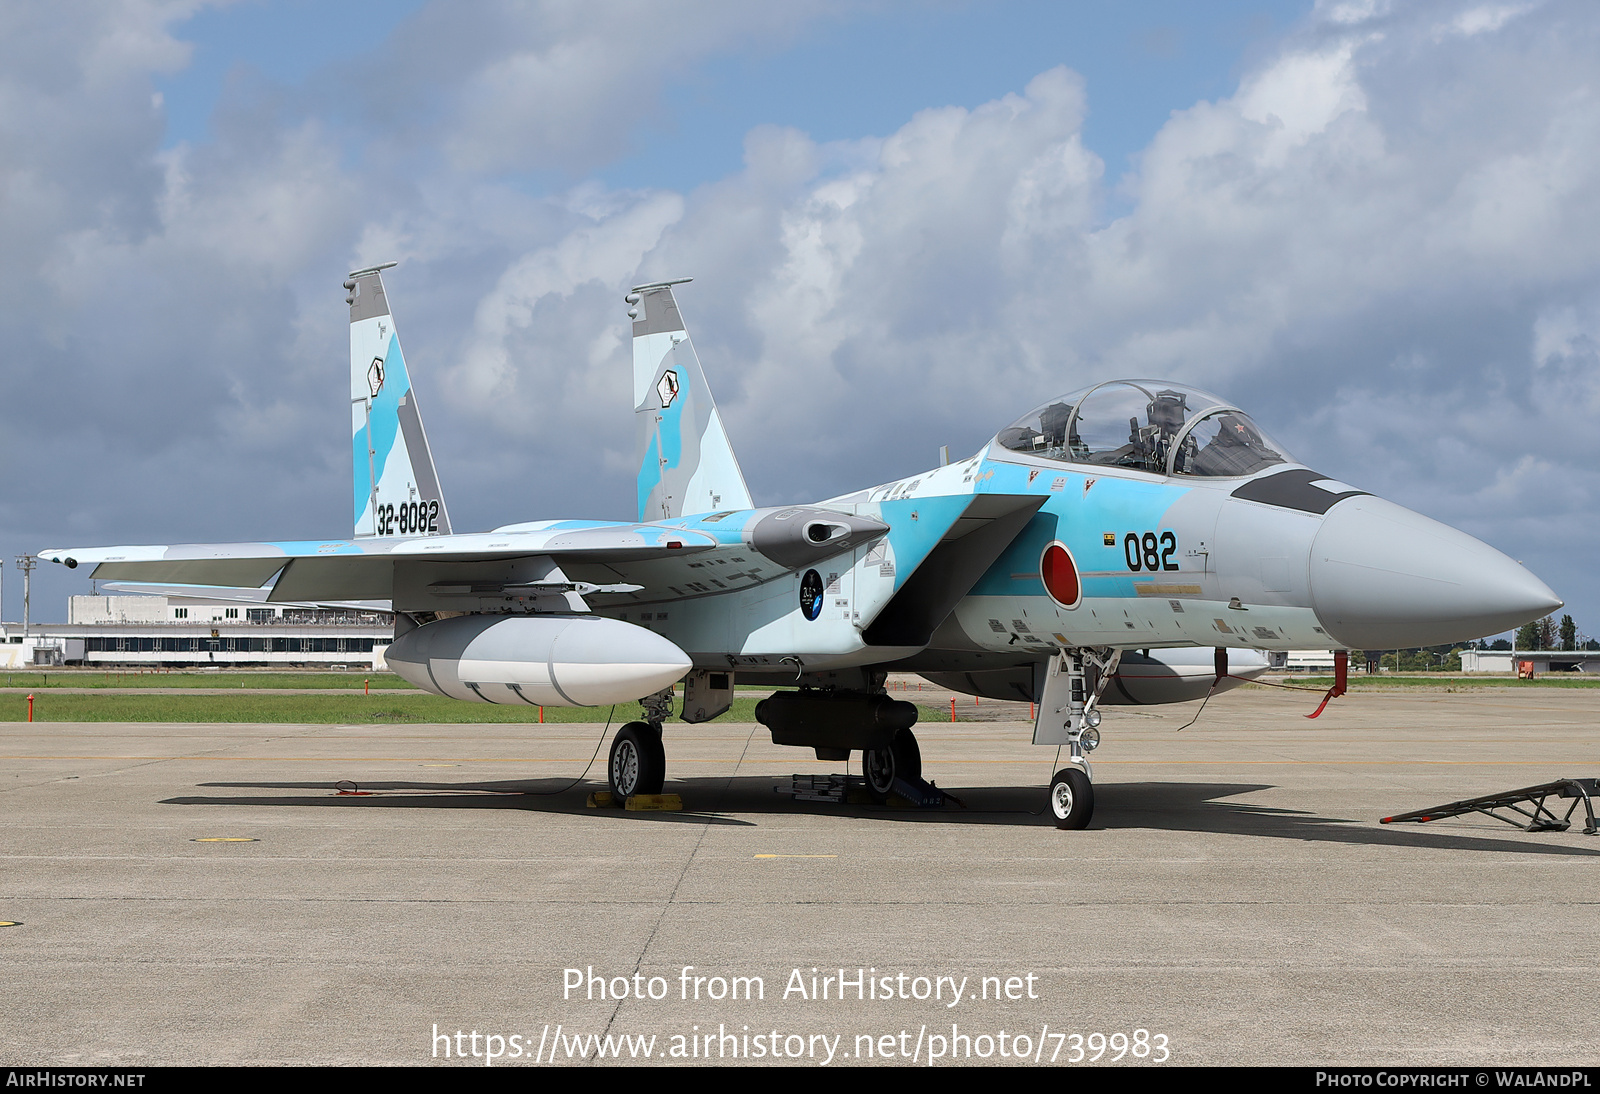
[42,269,1563,827]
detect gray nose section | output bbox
[1309,495,1562,649]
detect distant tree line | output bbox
[1509,613,1595,652]
[1352,645,1467,673]
[1342,615,1596,673]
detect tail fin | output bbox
[345,264,453,538]
[629,279,753,522]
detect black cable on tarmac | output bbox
[520,704,617,796]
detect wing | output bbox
[42,508,889,615]
[100,581,391,613]
[45,495,1044,641]
[40,522,720,610]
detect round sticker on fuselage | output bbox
[1040,541,1081,609]
[800,569,825,621]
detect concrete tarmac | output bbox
[1,686,1597,1067]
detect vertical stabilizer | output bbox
[346,265,453,538]
[628,279,753,522]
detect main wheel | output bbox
[609,722,665,801]
[1048,766,1093,829]
[863,729,922,804]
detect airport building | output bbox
[0,595,392,670]
[1264,649,1340,672]
[1266,648,1596,675]
[1459,648,1600,674]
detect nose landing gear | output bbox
[1036,648,1115,829]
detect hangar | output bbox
[0,595,391,670]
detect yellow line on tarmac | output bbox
[754,854,838,859]
[1,755,601,762]
[889,759,1589,766]
[1076,759,1585,765]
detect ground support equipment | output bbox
[784,771,950,808]
[1381,778,1598,835]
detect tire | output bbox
[609,722,665,801]
[863,729,922,804]
[1048,766,1093,829]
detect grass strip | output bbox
[0,671,790,692]
[0,671,415,690]
[1300,675,1600,688]
[1,692,957,725]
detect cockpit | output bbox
[993,380,1293,478]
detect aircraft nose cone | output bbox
[1309,495,1561,650]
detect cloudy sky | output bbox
[3,0,1596,641]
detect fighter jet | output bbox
[40,269,1561,828]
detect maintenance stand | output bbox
[1382,778,1598,835]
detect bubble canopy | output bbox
[993,380,1294,478]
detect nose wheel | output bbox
[608,721,665,800]
[1048,766,1093,829]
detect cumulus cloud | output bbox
[619,0,1597,610]
[449,190,683,415]
[6,0,1600,628]
[354,0,849,176]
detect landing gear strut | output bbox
[862,729,922,804]
[608,687,674,801]
[1035,649,1116,829]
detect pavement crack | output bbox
[591,725,760,1060]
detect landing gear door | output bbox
[1033,656,1073,745]
[682,669,734,724]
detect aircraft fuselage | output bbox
[530,438,1556,681]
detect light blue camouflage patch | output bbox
[267,540,366,555]
[636,432,662,523]
[878,495,975,593]
[679,510,754,543]
[970,466,1191,596]
[353,332,410,525]
[542,520,631,531]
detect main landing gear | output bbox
[862,728,922,805]
[608,722,665,799]
[754,685,940,805]
[607,688,673,800]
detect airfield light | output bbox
[14,555,36,639]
